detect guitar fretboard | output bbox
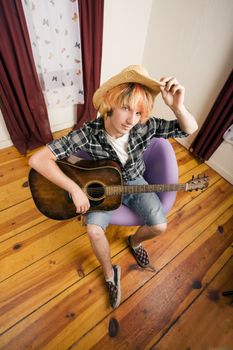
[105,183,187,196]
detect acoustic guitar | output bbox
[29,158,209,220]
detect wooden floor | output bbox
[0,134,232,350]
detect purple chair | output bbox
[74,138,178,226]
[112,138,178,225]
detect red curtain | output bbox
[0,1,53,155]
[190,70,233,161]
[74,0,104,129]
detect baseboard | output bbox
[0,121,75,150]
[175,138,191,150]
[175,138,233,185]
[0,138,13,149]
[206,158,233,185]
[51,120,74,133]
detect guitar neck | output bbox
[106,183,187,195]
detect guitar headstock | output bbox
[186,174,209,192]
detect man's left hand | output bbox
[159,77,185,112]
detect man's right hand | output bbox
[70,187,90,214]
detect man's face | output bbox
[105,106,141,138]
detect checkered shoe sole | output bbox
[127,236,150,267]
[106,265,121,309]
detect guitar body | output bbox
[29,159,123,220]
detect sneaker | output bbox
[106,265,121,309]
[127,235,150,267]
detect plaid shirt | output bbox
[47,117,188,181]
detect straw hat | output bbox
[92,65,164,110]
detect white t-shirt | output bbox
[105,132,129,165]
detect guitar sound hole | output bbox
[86,182,105,200]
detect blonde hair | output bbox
[98,83,155,123]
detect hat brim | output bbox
[93,69,164,110]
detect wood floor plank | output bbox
[0,225,135,334]
[0,177,31,211]
[0,199,46,242]
[0,233,93,334]
[176,150,201,175]
[0,185,232,349]
[169,139,184,154]
[152,257,233,350]
[0,128,71,210]
[0,140,232,350]
[72,216,233,350]
[0,147,24,164]
[0,158,30,187]
[178,161,219,185]
[0,219,86,282]
[169,163,221,216]
[52,128,72,139]
[0,177,230,334]
[1,206,230,350]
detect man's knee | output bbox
[87,224,105,241]
[150,222,167,236]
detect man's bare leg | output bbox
[127,223,167,267]
[86,224,113,280]
[130,223,167,247]
[87,223,121,309]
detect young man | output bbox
[29,65,198,309]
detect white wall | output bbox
[0,103,77,149]
[0,0,232,183]
[206,141,233,184]
[100,0,153,83]
[0,111,11,149]
[143,0,233,183]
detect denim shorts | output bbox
[85,176,166,230]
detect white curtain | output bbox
[22,0,84,108]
